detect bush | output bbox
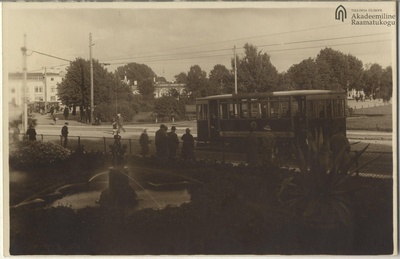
[10,141,71,170]
[94,100,137,123]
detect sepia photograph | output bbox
[2,2,398,255]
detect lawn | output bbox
[347,104,393,131]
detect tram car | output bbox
[196,90,347,146]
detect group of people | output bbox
[139,124,195,161]
[24,122,69,148]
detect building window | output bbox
[51,86,55,92]
[51,78,54,81]
[35,86,39,93]
[50,96,56,101]
[11,88,15,93]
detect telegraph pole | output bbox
[21,34,28,133]
[43,67,47,114]
[89,33,94,124]
[234,45,237,94]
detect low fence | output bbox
[10,133,394,179]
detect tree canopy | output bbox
[209,64,234,94]
[233,43,279,93]
[185,65,210,98]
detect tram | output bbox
[196,90,347,146]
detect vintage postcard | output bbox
[2,1,397,256]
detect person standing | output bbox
[61,122,69,148]
[245,121,259,166]
[155,124,168,160]
[261,125,275,165]
[26,125,37,141]
[117,114,126,133]
[330,125,350,160]
[167,126,179,160]
[139,129,151,157]
[181,128,195,161]
[63,106,70,120]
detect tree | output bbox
[153,96,185,120]
[315,48,349,90]
[346,54,364,91]
[115,62,156,87]
[209,64,234,94]
[380,66,393,102]
[233,43,279,93]
[138,78,155,98]
[174,72,188,84]
[287,58,321,90]
[362,63,384,98]
[185,65,209,98]
[168,88,180,99]
[58,58,132,108]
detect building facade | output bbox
[8,69,64,106]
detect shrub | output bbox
[94,100,137,122]
[10,141,71,170]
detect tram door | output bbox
[209,100,219,140]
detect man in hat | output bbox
[167,126,179,160]
[61,122,69,148]
[181,128,195,160]
[155,124,168,160]
[261,124,275,165]
[26,125,37,141]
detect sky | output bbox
[3,2,397,82]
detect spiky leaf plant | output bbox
[279,129,369,227]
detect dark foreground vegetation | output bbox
[9,154,393,255]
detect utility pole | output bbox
[43,67,47,114]
[89,33,94,124]
[21,34,28,133]
[234,45,237,94]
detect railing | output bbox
[9,133,394,178]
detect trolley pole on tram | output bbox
[89,33,94,124]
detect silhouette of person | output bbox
[245,121,259,165]
[139,129,151,157]
[181,128,195,161]
[26,125,37,141]
[61,122,69,148]
[167,126,179,160]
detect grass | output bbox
[347,104,393,131]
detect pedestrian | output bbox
[61,122,69,148]
[53,114,58,124]
[330,125,350,162]
[261,125,275,165]
[50,106,54,116]
[72,105,76,118]
[167,126,179,160]
[112,117,118,135]
[245,121,259,165]
[63,106,70,120]
[139,129,151,157]
[117,114,126,133]
[26,125,37,141]
[181,128,195,161]
[155,124,168,160]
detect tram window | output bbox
[197,104,208,120]
[250,102,261,118]
[315,100,325,118]
[326,100,332,118]
[333,100,341,117]
[261,103,268,118]
[307,100,315,118]
[228,103,236,118]
[270,102,280,118]
[240,100,248,118]
[219,102,228,119]
[281,101,290,118]
[292,101,299,117]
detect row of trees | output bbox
[57,44,393,122]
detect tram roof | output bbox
[196,90,345,100]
